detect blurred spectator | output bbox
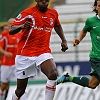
[1,25,9,32]
[0,26,3,33]
[0,24,9,33]
[0,18,21,100]
[0,25,9,66]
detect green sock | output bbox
[68,76,89,87]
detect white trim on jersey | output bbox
[0,36,8,63]
[15,15,35,53]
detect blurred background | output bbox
[1,0,100,100]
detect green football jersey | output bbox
[83,15,100,59]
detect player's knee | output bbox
[89,85,97,89]
[88,83,98,89]
[1,83,8,90]
[15,89,25,98]
[1,82,8,86]
[48,70,57,80]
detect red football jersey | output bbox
[13,6,60,56]
[0,31,21,66]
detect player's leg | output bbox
[12,55,37,100]
[12,78,28,100]
[5,65,16,100]
[56,71,100,88]
[0,66,10,100]
[88,58,100,88]
[40,59,57,100]
[88,75,99,89]
[12,55,28,100]
[57,58,100,88]
[4,88,9,100]
[68,74,99,88]
[56,71,90,87]
[0,83,8,100]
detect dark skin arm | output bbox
[54,25,68,52]
[9,21,32,35]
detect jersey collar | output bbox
[97,15,100,19]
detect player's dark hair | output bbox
[0,26,4,32]
[0,24,8,32]
[93,0,100,14]
[93,0,98,14]
[0,26,2,32]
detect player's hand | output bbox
[22,21,33,29]
[73,39,80,46]
[61,41,68,52]
[4,52,13,58]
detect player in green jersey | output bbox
[56,0,100,89]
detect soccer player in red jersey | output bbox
[0,18,21,100]
[9,0,68,100]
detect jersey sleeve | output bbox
[12,8,31,26]
[0,38,5,48]
[54,10,60,26]
[83,18,91,32]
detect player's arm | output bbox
[9,25,23,35]
[54,25,68,52]
[73,29,87,46]
[9,21,32,35]
[0,46,13,58]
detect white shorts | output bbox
[1,65,16,83]
[15,53,53,79]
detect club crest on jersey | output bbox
[50,18,53,26]
[16,14,22,19]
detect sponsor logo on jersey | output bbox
[42,16,47,18]
[33,26,52,32]
[97,36,100,40]
[16,14,22,19]
[93,26,98,29]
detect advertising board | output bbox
[7,83,100,100]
